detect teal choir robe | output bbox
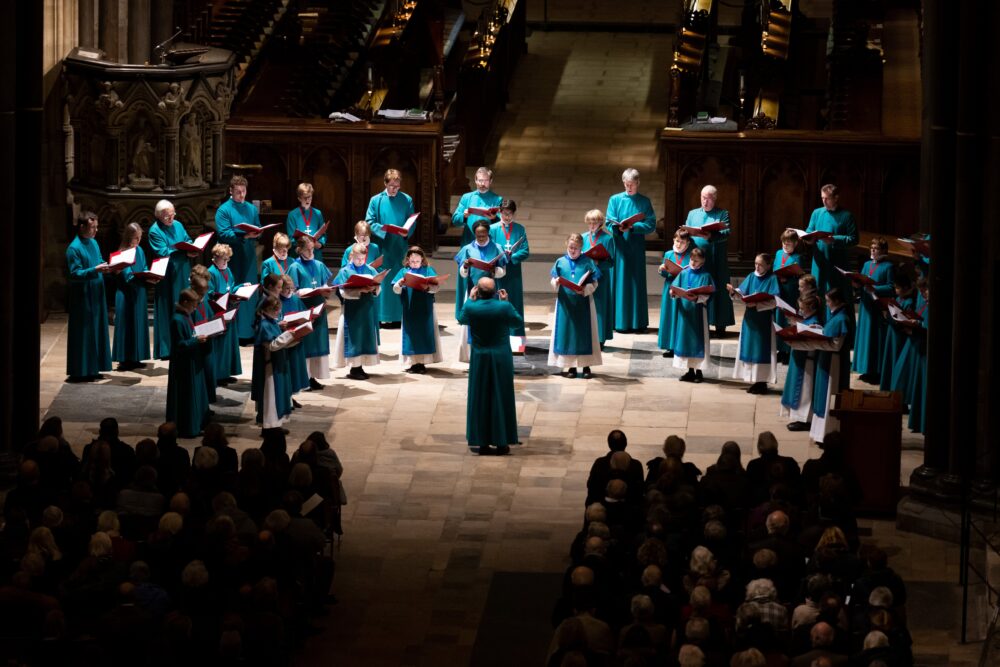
[112,246,150,364]
[773,249,802,354]
[280,292,311,392]
[684,207,734,328]
[251,315,296,428]
[780,313,821,422]
[670,265,715,370]
[805,206,859,297]
[879,291,917,392]
[457,298,523,449]
[392,266,444,364]
[733,271,781,384]
[148,219,192,359]
[851,257,895,378]
[215,197,262,340]
[289,258,334,370]
[582,229,616,344]
[367,189,416,324]
[451,189,503,246]
[906,304,929,434]
[261,254,292,282]
[489,221,530,337]
[606,192,656,331]
[166,309,209,438]
[340,242,383,340]
[810,304,854,443]
[548,255,603,368]
[191,295,218,403]
[66,235,112,377]
[657,248,691,351]
[454,241,508,320]
[889,291,925,401]
[333,263,381,366]
[208,265,243,379]
[285,206,326,262]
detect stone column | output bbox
[127,0,150,64]
[913,0,957,489]
[211,123,224,187]
[98,0,127,63]
[163,126,178,191]
[78,0,97,48]
[106,129,122,191]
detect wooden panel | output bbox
[303,147,351,245]
[659,130,920,270]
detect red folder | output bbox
[669,284,715,302]
[583,244,611,262]
[680,221,728,237]
[836,266,876,288]
[108,247,137,270]
[791,228,834,243]
[293,222,329,243]
[556,270,592,294]
[467,206,499,218]
[660,258,684,277]
[368,255,383,270]
[235,222,281,234]
[773,263,805,280]
[401,272,450,290]
[282,303,324,326]
[732,288,776,305]
[193,317,226,338]
[233,283,259,300]
[773,295,802,321]
[174,232,214,253]
[465,255,501,272]
[608,212,645,232]
[134,257,169,281]
[503,236,526,255]
[382,213,420,237]
[332,269,390,289]
[297,286,336,298]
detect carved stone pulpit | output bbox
[63,45,236,245]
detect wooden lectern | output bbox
[830,389,904,515]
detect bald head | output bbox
[570,565,594,587]
[476,277,496,299]
[811,622,835,647]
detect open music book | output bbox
[332,269,390,289]
[133,257,169,281]
[607,211,645,232]
[174,232,214,253]
[680,221,728,237]
[193,317,226,338]
[789,228,834,243]
[669,284,715,304]
[583,243,611,262]
[556,270,592,295]
[293,222,329,243]
[381,213,420,237]
[401,272,450,290]
[108,247,137,270]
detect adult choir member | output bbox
[66,211,111,381]
[684,185,734,333]
[367,168,416,328]
[803,184,859,298]
[215,175,263,340]
[852,237,895,384]
[452,167,503,246]
[166,289,210,438]
[148,199,196,359]
[582,209,615,345]
[605,168,656,333]
[112,222,152,370]
[458,277,523,455]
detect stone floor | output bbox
[38,290,977,666]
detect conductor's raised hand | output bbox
[498,289,508,301]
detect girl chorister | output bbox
[730,253,781,394]
[671,248,715,383]
[658,229,692,358]
[207,243,243,384]
[773,229,803,362]
[781,293,823,431]
[166,289,210,438]
[252,295,304,430]
[548,234,602,379]
[810,288,855,444]
[391,246,444,374]
[332,243,382,380]
[279,274,311,397]
[289,235,333,389]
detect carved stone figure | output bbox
[128,117,157,190]
[180,114,205,187]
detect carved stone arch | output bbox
[302,146,351,244]
[187,78,226,124]
[173,204,203,233]
[759,155,809,248]
[368,147,420,203]
[108,80,161,128]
